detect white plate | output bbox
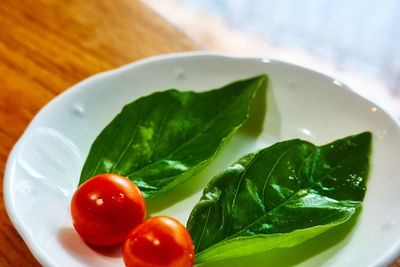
[4,52,400,267]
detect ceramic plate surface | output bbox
[4,52,400,267]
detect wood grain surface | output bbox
[0,0,200,265]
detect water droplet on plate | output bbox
[22,182,37,195]
[174,68,185,80]
[72,103,85,115]
[261,58,271,64]
[287,80,296,90]
[377,129,388,139]
[382,219,398,229]
[300,128,312,137]
[333,80,343,87]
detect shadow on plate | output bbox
[146,79,271,214]
[145,132,255,214]
[58,227,122,262]
[239,76,269,137]
[197,209,361,267]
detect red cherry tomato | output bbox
[123,216,195,267]
[70,173,146,246]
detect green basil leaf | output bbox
[187,132,371,264]
[79,75,267,199]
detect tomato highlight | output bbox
[123,216,195,267]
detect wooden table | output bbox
[0,0,200,265]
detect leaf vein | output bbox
[148,103,175,163]
[195,207,212,254]
[124,89,254,178]
[88,114,128,178]
[219,153,347,243]
[110,117,141,173]
[261,144,301,205]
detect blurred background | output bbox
[147,0,400,119]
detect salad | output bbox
[70,75,371,266]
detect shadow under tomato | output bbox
[58,227,122,262]
[87,243,123,258]
[196,209,362,267]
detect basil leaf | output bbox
[79,75,267,198]
[187,132,371,264]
